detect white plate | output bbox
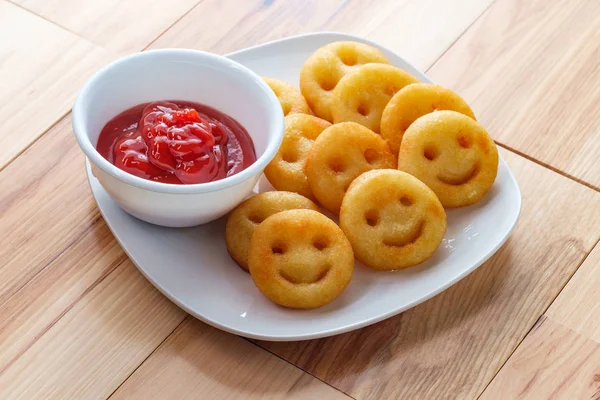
[86,32,521,341]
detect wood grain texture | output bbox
[427,0,600,189]
[546,244,600,341]
[0,117,99,307]
[257,148,600,400]
[315,0,494,70]
[111,317,352,400]
[0,0,114,169]
[149,0,347,54]
[12,0,200,54]
[0,260,187,400]
[0,114,334,400]
[0,217,125,373]
[480,317,600,400]
[1,0,600,398]
[149,0,492,70]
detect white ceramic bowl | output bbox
[72,49,284,227]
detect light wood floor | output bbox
[1,0,600,398]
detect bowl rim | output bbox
[72,48,284,194]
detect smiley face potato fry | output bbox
[226,41,493,311]
[340,169,447,270]
[248,209,354,309]
[331,64,418,133]
[300,41,390,122]
[397,111,498,207]
[380,83,476,154]
[225,191,319,271]
[264,114,331,199]
[306,122,396,214]
[263,77,310,116]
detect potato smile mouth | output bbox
[383,221,424,248]
[280,266,331,284]
[437,162,479,186]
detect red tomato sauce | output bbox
[96,101,256,184]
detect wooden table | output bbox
[2,0,600,398]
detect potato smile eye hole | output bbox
[357,103,369,116]
[365,210,379,226]
[386,84,398,96]
[248,214,263,224]
[338,51,357,66]
[423,145,439,161]
[457,134,472,148]
[400,195,413,206]
[272,243,286,254]
[363,148,379,164]
[313,237,329,250]
[319,79,336,91]
[281,150,298,163]
[328,158,345,173]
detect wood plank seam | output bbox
[0,7,507,397]
[425,0,600,191]
[475,237,600,399]
[415,0,596,197]
[545,245,600,344]
[141,0,206,50]
[527,315,547,337]
[190,0,313,52]
[0,248,127,376]
[421,0,497,71]
[0,0,204,175]
[104,314,355,399]
[0,0,215,319]
[2,56,594,399]
[0,128,89,214]
[0,108,69,175]
[428,8,600,384]
[496,142,600,193]
[0,1,117,170]
[106,316,188,399]
[4,0,596,198]
[479,317,600,399]
[0,0,506,313]
[0,213,102,311]
[0,0,356,328]
[0,133,346,397]
[243,336,359,400]
[6,0,204,56]
[5,0,97,48]
[3,1,599,397]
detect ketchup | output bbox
[96,101,256,184]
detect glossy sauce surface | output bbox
[96,101,256,184]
